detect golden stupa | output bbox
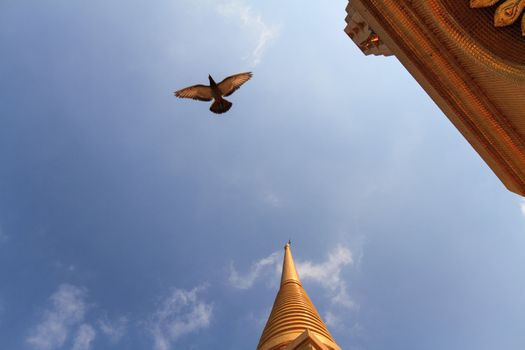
[257,242,341,350]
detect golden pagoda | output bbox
[257,242,341,350]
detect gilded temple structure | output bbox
[345,1,525,196]
[257,242,341,350]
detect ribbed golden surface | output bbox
[257,243,341,350]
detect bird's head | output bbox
[208,74,215,85]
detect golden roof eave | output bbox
[346,0,525,196]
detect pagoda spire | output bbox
[257,243,341,350]
[281,241,300,286]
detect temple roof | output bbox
[345,0,525,196]
[257,243,341,350]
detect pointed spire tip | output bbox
[281,240,300,285]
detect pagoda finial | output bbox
[281,240,300,286]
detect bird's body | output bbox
[174,72,252,114]
[208,75,219,99]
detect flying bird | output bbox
[174,72,253,114]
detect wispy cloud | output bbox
[149,286,213,350]
[53,261,76,273]
[98,315,127,344]
[27,284,88,350]
[229,251,281,289]
[520,198,525,217]
[263,192,282,208]
[216,1,279,66]
[297,245,354,309]
[229,245,355,308]
[324,310,341,329]
[72,324,96,350]
[26,284,130,349]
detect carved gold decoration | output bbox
[345,5,392,56]
[470,0,525,35]
[433,1,525,76]
[359,32,381,51]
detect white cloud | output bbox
[264,192,281,208]
[229,251,281,289]
[52,261,76,273]
[297,245,354,309]
[520,198,525,217]
[324,310,340,329]
[27,284,88,350]
[72,324,96,350]
[26,284,126,349]
[216,0,279,66]
[98,316,127,344]
[149,287,213,350]
[230,245,355,309]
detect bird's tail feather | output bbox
[210,98,232,114]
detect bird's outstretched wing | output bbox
[174,85,213,101]
[218,72,252,97]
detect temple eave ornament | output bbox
[470,0,525,35]
[345,5,392,56]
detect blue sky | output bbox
[1,1,525,349]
